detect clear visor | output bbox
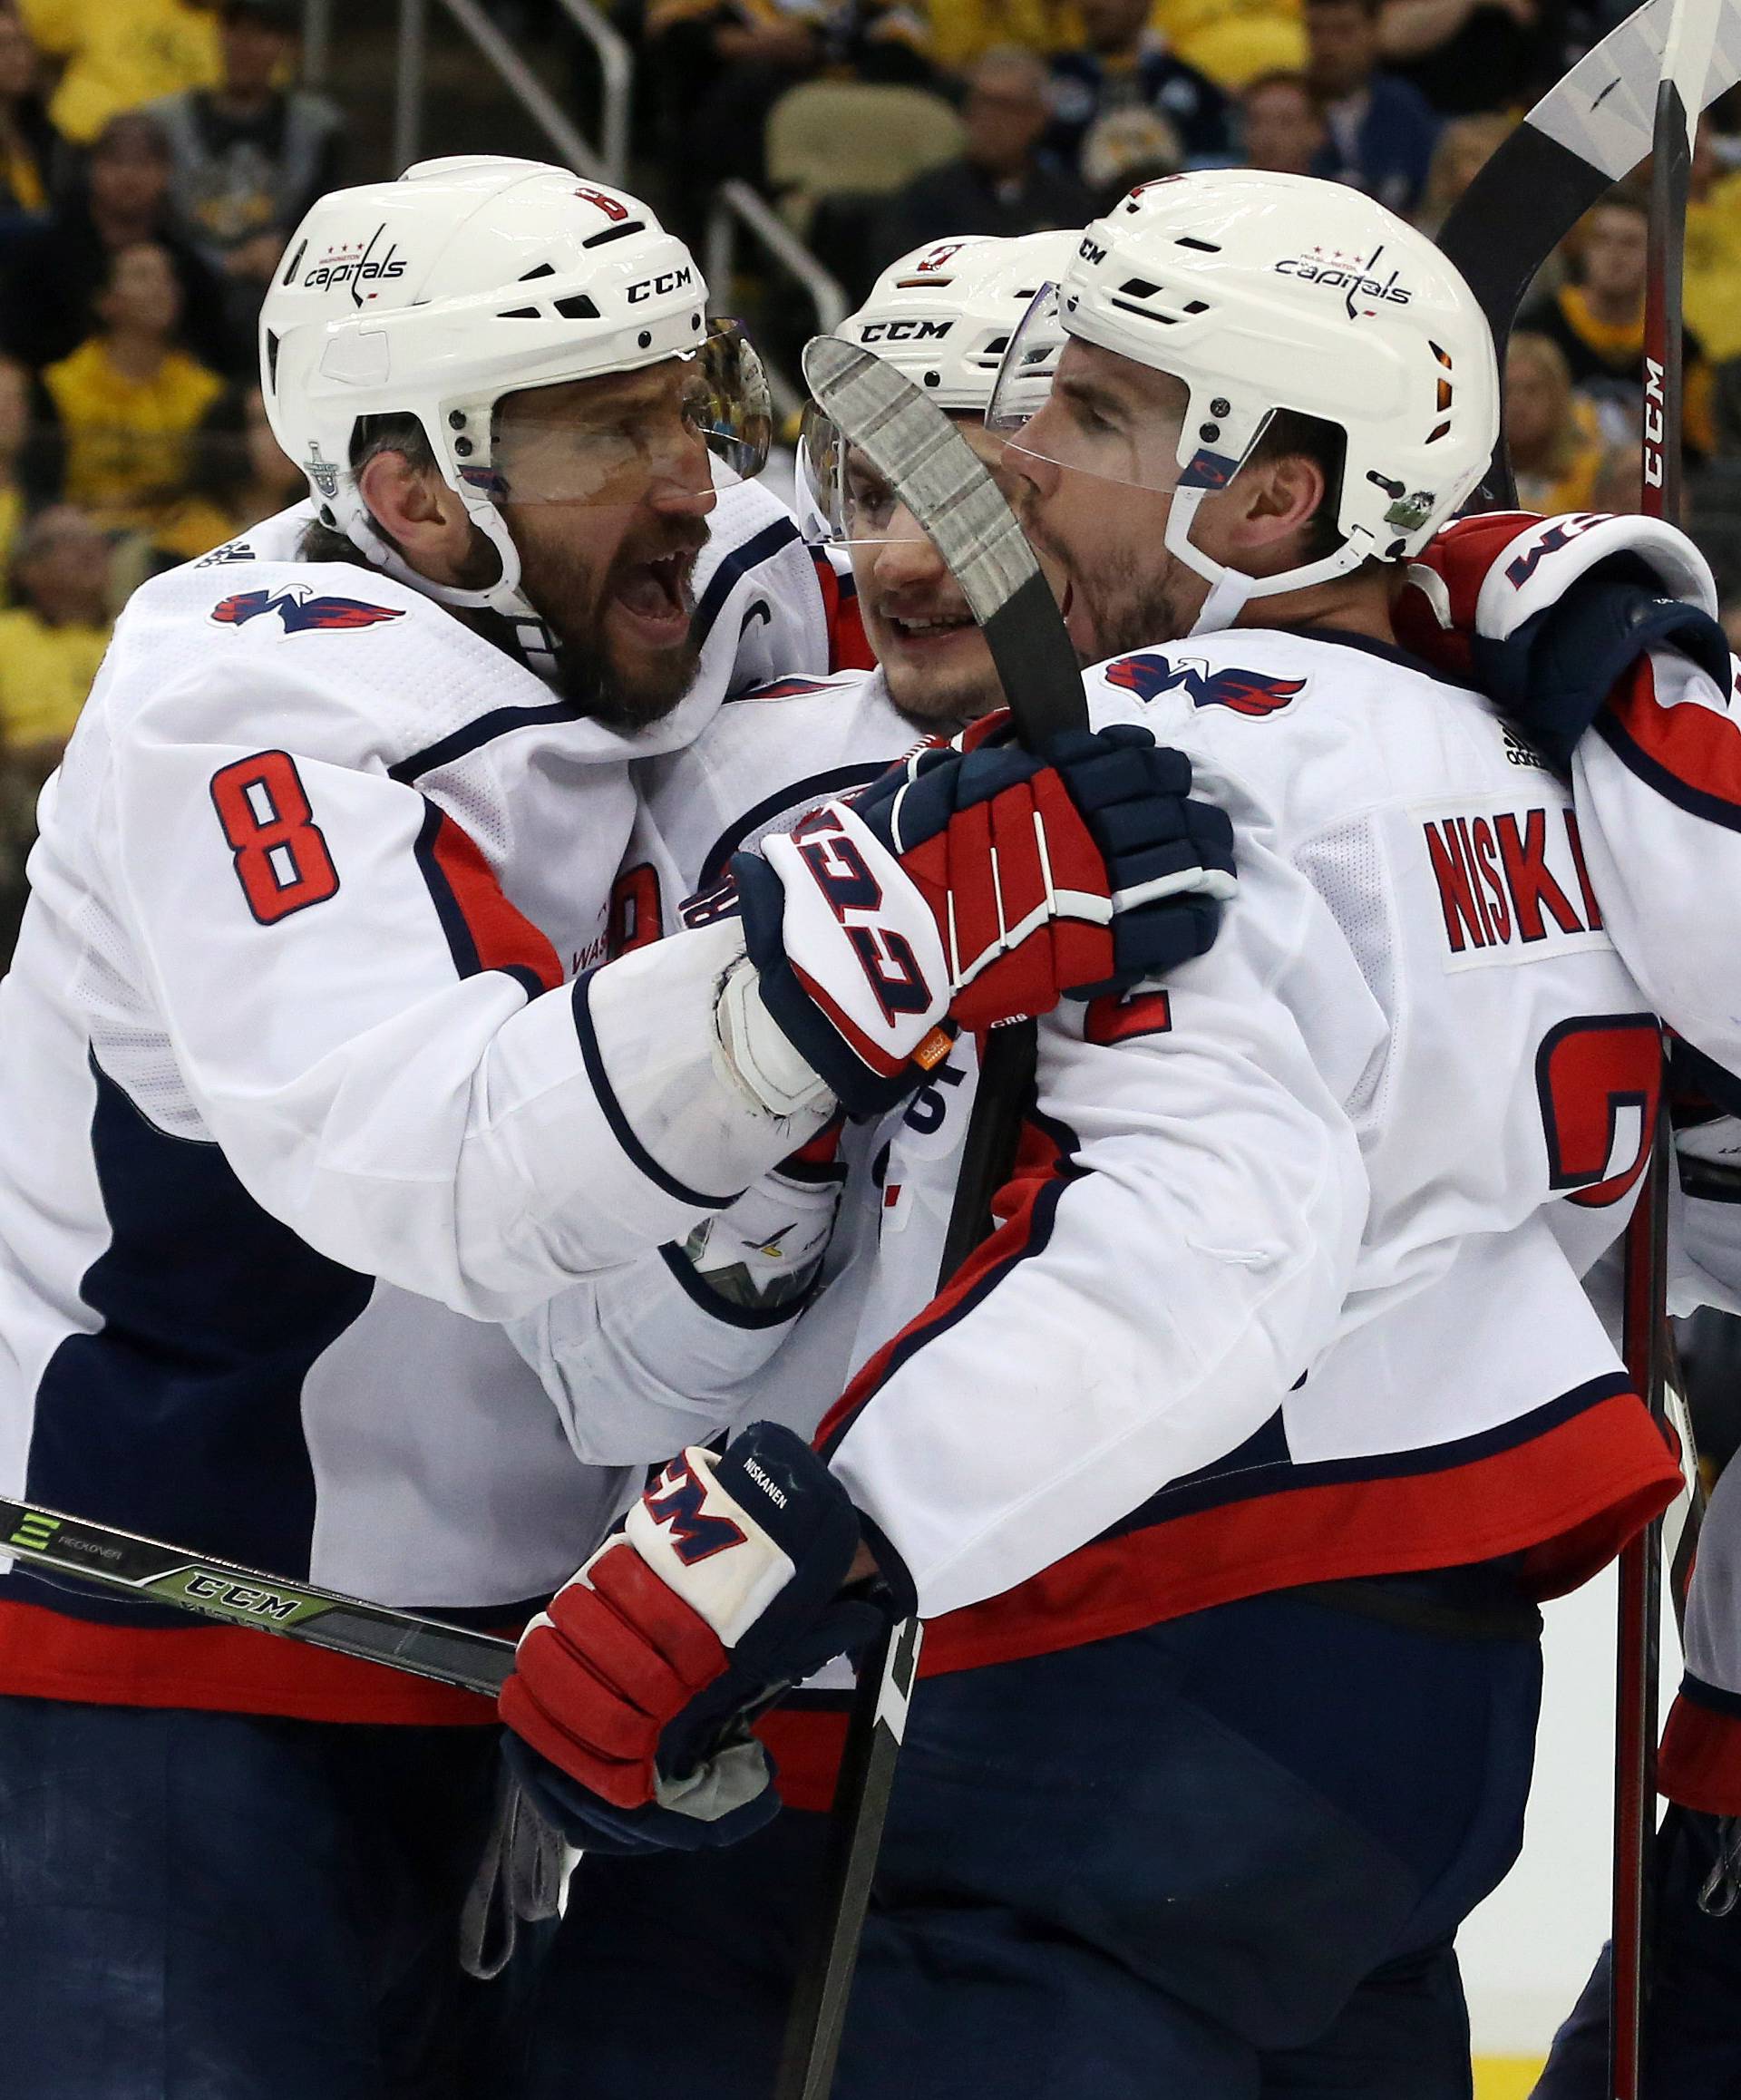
[799,395,1024,548]
[482,317,773,508]
[985,281,1231,499]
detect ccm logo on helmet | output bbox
[859,318,951,343]
[627,266,695,304]
[1079,236,1107,265]
[1273,245,1411,311]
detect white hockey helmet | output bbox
[987,170,1500,633]
[800,228,1079,541]
[260,155,769,623]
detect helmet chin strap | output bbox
[1164,483,1371,638]
[336,482,564,686]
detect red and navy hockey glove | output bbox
[500,1423,886,1856]
[733,718,1236,1114]
[1397,510,1732,772]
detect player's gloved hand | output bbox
[730,718,1237,1114]
[672,1121,847,1315]
[499,1422,885,1856]
[1396,510,1732,771]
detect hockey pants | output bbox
[0,1697,549,2099]
[526,1574,1543,2099]
[1532,1803,1741,2098]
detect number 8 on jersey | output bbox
[209,750,340,925]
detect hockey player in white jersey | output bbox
[495,175,1696,2098]
[1374,506,1741,2098]
[511,231,1092,1475]
[0,157,1222,2095]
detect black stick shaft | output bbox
[774,1617,923,2100]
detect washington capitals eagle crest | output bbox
[1105,652,1306,717]
[209,587,407,636]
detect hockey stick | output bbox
[1609,5,1716,2086]
[772,335,1091,2100]
[1434,0,1741,509]
[0,1493,515,1696]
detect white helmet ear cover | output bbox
[1471,513,1720,642]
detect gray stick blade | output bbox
[1531,0,1741,180]
[800,335,1084,742]
[802,335,1043,629]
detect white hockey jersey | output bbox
[822,630,1685,1669]
[540,636,1684,1682]
[510,668,920,1469]
[1537,631,1741,1813]
[0,480,832,1725]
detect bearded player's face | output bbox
[493,368,718,732]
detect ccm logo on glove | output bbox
[498,1424,885,1857]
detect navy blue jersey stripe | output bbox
[13,1055,374,1628]
[1092,1369,1636,1542]
[1679,1668,1741,1718]
[657,1240,812,1331]
[388,698,588,786]
[698,762,891,889]
[413,801,482,977]
[691,517,802,650]
[569,970,742,1210]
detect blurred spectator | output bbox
[0,112,236,373]
[0,11,57,217]
[133,379,301,560]
[1589,442,1641,514]
[1077,102,1185,203]
[32,240,229,547]
[1047,0,1233,180]
[927,0,1061,73]
[1153,0,1308,91]
[1724,598,1741,657]
[1376,0,1562,118]
[1505,331,1605,512]
[15,0,219,148]
[1305,0,1438,216]
[642,0,932,227]
[1240,69,1325,174]
[1519,183,1717,459]
[878,48,1094,262]
[0,355,31,579]
[0,503,108,771]
[1413,110,1510,234]
[1686,122,1741,365]
[149,0,345,361]
[0,502,110,963]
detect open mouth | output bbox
[608,549,695,642]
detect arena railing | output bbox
[391,0,632,186]
[704,180,851,423]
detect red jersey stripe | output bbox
[1660,1676,1741,1813]
[918,1390,1680,1676]
[1609,656,1741,815]
[423,807,563,991]
[0,1599,500,1726]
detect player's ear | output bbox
[356,449,475,578]
[1223,448,1328,569]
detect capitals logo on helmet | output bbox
[1107,652,1306,716]
[211,587,407,635]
